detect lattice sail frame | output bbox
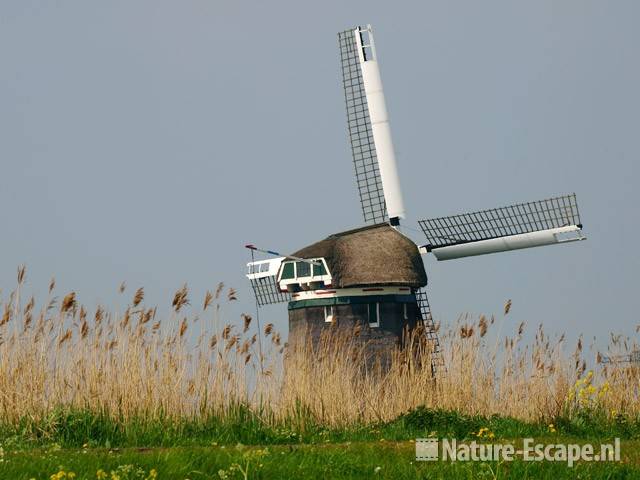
[600,350,640,365]
[246,257,290,307]
[338,27,387,225]
[415,287,445,375]
[249,276,290,307]
[419,194,582,249]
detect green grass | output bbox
[2,408,640,479]
[0,406,638,450]
[1,441,640,480]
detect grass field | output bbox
[1,404,639,478]
[0,268,638,478]
[1,407,640,479]
[3,439,640,480]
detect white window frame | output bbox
[403,303,408,320]
[278,258,332,290]
[368,303,380,328]
[324,305,335,323]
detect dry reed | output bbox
[0,271,637,429]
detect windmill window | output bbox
[312,261,327,277]
[249,263,264,275]
[281,262,295,280]
[296,261,311,278]
[368,303,380,328]
[324,305,335,323]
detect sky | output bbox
[1,1,638,348]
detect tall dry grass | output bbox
[0,266,638,428]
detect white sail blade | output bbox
[354,25,406,223]
[419,194,586,261]
[338,26,387,225]
[430,225,585,260]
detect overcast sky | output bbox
[1,1,638,347]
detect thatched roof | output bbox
[292,224,427,289]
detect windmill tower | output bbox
[245,25,586,372]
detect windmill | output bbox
[245,25,586,372]
[598,350,640,366]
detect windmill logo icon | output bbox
[416,438,439,461]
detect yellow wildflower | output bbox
[475,427,495,438]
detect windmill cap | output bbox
[291,224,427,289]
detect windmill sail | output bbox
[246,258,290,306]
[338,25,406,225]
[415,287,445,374]
[599,350,640,365]
[419,193,585,261]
